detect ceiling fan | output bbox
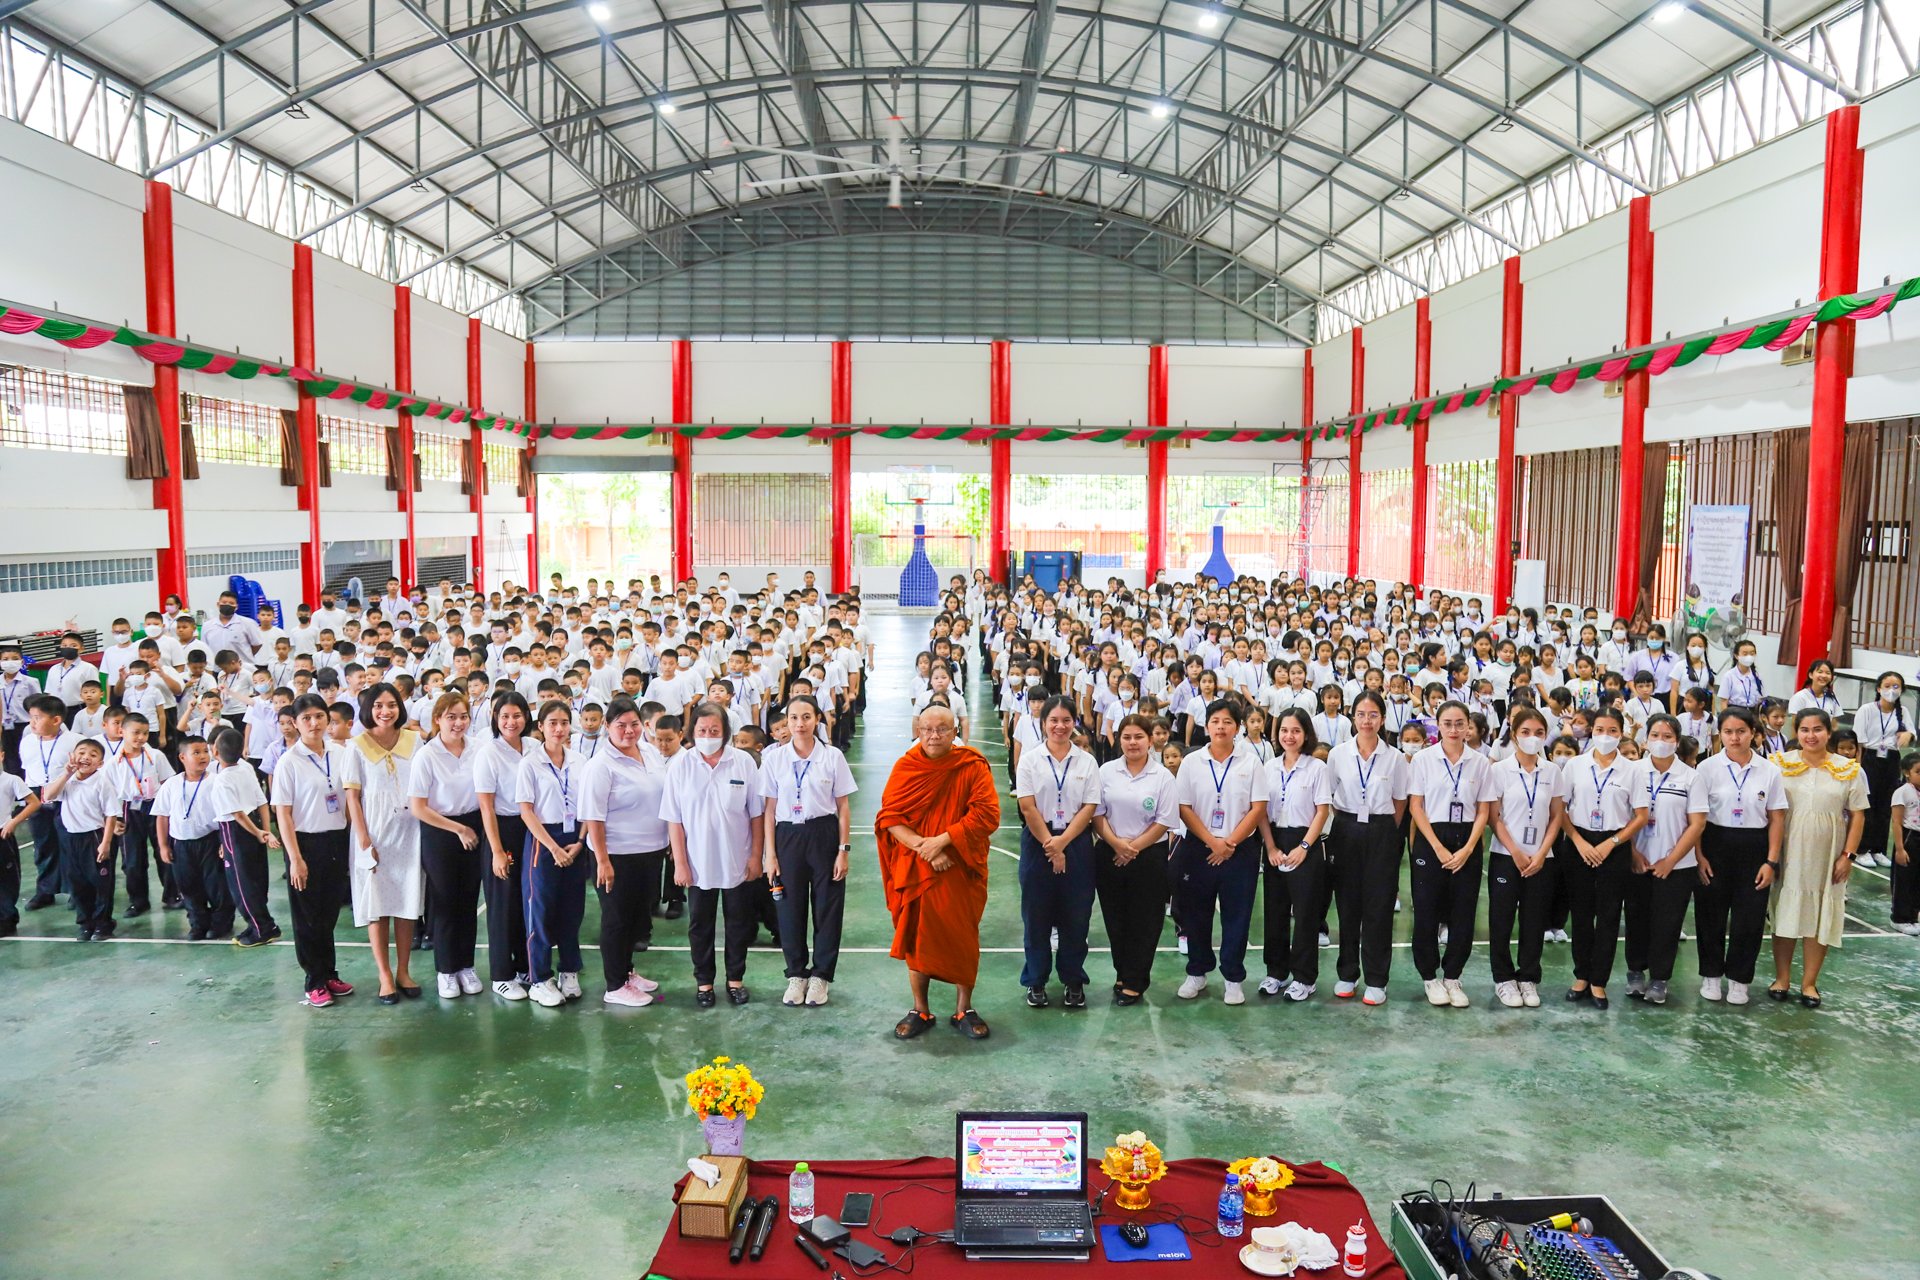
[724,112,1063,209]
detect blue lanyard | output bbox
[1589,764,1615,806]
[547,760,570,807]
[1516,763,1541,816]
[792,756,816,803]
[1205,754,1234,800]
[1277,760,1302,812]
[183,775,207,821]
[1354,748,1379,801]
[1440,752,1466,805]
[1046,753,1074,809]
[1726,760,1753,796]
[304,750,333,789]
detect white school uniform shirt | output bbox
[471,737,533,816]
[201,615,265,662]
[1015,743,1102,831]
[579,744,672,852]
[152,769,222,842]
[1408,743,1491,825]
[1632,757,1708,870]
[1787,687,1845,718]
[1,672,38,729]
[1312,711,1353,749]
[1481,756,1561,858]
[105,745,174,808]
[759,739,856,824]
[1677,712,1715,755]
[659,745,765,890]
[1175,742,1268,836]
[70,706,107,739]
[1893,782,1920,831]
[1720,666,1766,708]
[407,735,481,816]
[1622,696,1665,743]
[1321,739,1409,821]
[44,659,101,708]
[515,746,586,830]
[1853,700,1911,758]
[98,640,140,688]
[648,670,699,718]
[270,740,351,833]
[1697,750,1787,828]
[21,729,79,797]
[56,769,118,833]
[213,760,268,822]
[1263,754,1330,831]
[1598,639,1634,671]
[1094,757,1180,843]
[1556,750,1641,832]
[0,771,26,819]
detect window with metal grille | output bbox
[416,429,464,483]
[0,555,150,593]
[186,549,300,579]
[319,414,385,476]
[1011,473,1146,571]
[184,393,282,468]
[694,473,829,566]
[1359,468,1412,585]
[484,441,520,490]
[0,364,128,455]
[1427,459,1499,599]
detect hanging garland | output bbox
[540,423,1309,444]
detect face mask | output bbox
[1646,637,1664,650]
[1612,630,1627,642]
[1402,743,1421,757]
[504,661,521,675]
[112,631,131,645]
[1120,691,1136,704]
[1516,733,1545,755]
[1026,674,1042,686]
[253,679,270,693]
[1736,654,1755,668]
[1688,646,1704,658]
[1647,739,1677,760]
[1883,686,1903,702]
[694,734,725,756]
[126,674,146,688]
[1590,733,1620,754]
[57,648,79,662]
[218,604,237,618]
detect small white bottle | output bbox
[788,1162,815,1224]
[1343,1221,1368,1276]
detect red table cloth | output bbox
[650,1156,1406,1279]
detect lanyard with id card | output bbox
[1046,753,1073,830]
[307,751,340,815]
[790,756,814,821]
[1205,755,1234,833]
[1518,765,1542,848]
[1587,764,1614,829]
[1441,753,1467,823]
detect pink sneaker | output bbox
[627,972,660,994]
[306,987,334,1008]
[324,978,355,997]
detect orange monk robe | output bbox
[873,743,1001,987]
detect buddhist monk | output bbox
[875,704,1001,1040]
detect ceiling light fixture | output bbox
[1092,218,1107,227]
[731,213,746,222]
[1490,114,1515,132]
[409,177,428,193]
[587,2,612,21]
[911,144,922,155]
[1654,1,1687,22]
[912,197,924,206]
[701,165,714,176]
[285,102,309,120]
[656,98,676,115]
[1149,101,1172,119]
[1197,6,1221,30]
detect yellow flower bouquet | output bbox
[1226,1156,1295,1217]
[685,1056,764,1156]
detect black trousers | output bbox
[1485,852,1553,984]
[170,832,232,936]
[120,803,159,909]
[61,827,115,932]
[1260,826,1323,986]
[220,821,278,941]
[421,812,485,975]
[287,829,350,992]
[1331,812,1403,988]
[1019,827,1097,988]
[1622,863,1654,975]
[598,848,667,989]
[27,801,63,898]
[1094,838,1169,992]
[1410,820,1481,981]
[2,724,21,777]
[688,882,756,985]
[0,828,18,927]
[774,816,845,982]
[485,812,530,983]
[658,842,686,909]
[1862,749,1903,858]
[1558,826,1630,989]
[1695,824,1770,984]
[1644,868,1700,983]
[1893,826,1920,926]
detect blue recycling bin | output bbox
[1022,551,1081,595]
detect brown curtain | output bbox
[1631,441,1669,625]
[1827,422,1879,666]
[459,437,477,497]
[517,446,533,499]
[412,449,424,492]
[316,439,332,488]
[123,386,168,480]
[1772,427,1811,668]
[179,408,201,480]
[277,409,304,487]
[384,425,404,493]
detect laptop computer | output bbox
[951,1111,1095,1257]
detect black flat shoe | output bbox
[664,903,684,920]
[949,1009,991,1040]
[1799,989,1823,1008]
[895,1010,936,1038]
[377,991,402,1006]
[1592,996,1610,1010]
[1025,986,1049,1008]
[123,904,148,919]
[695,987,717,1008]
[726,984,750,1006]
[1767,985,1792,1002]
[398,984,422,1000]
[1565,986,1592,1002]
[187,928,207,942]
[1113,990,1143,1006]
[25,894,55,911]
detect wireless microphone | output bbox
[747,1195,781,1260]
[795,1232,831,1271]
[728,1198,759,1263]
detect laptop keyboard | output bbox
[960,1202,1085,1230]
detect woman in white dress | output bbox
[1769,708,1870,1008]
[342,682,424,1004]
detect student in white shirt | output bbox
[1173,697,1269,1007]
[1693,707,1788,1004]
[1627,714,1709,1005]
[20,694,79,910]
[212,730,281,947]
[1480,708,1564,1008]
[104,713,174,916]
[42,737,120,939]
[1322,691,1410,1005]
[43,633,102,721]
[1091,712,1180,1005]
[1888,754,1920,934]
[270,694,356,1007]
[758,695,857,1008]
[662,701,767,1007]
[579,695,672,1007]
[1854,672,1915,869]
[472,692,535,999]
[0,766,41,936]
[342,684,425,1005]
[1407,700,1494,1008]
[152,735,231,940]
[409,690,488,998]
[1014,694,1103,1009]
[514,698,591,1008]
[1257,708,1332,1002]
[1554,706,1651,1010]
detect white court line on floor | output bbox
[1844,911,1896,936]
[0,933,1902,950]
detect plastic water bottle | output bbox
[787,1162,815,1224]
[769,865,786,902]
[1216,1173,1245,1239]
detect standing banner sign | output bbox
[1681,504,1751,650]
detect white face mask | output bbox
[694,734,725,756]
[126,674,146,688]
[1590,733,1621,754]
[0,659,19,675]
[504,661,522,675]
[1883,686,1904,702]
[1647,739,1678,760]
[1736,654,1755,668]
[1612,630,1627,642]
[1515,733,1545,755]
[1688,646,1705,659]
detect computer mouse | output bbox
[1120,1221,1149,1247]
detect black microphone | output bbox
[728,1197,759,1263]
[795,1232,831,1271]
[748,1195,781,1260]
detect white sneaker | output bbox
[1222,981,1245,1006]
[1334,980,1357,998]
[1318,930,1332,948]
[557,971,583,1001]
[494,978,529,1001]
[1494,981,1523,1008]
[1898,922,1920,935]
[1857,851,1881,868]
[528,979,566,1007]
[1362,985,1387,1005]
[1050,927,1059,948]
[1437,924,1450,947]
[1177,935,1189,955]
[1518,982,1541,1008]
[783,976,808,1007]
[1284,981,1316,1002]
[1424,978,1450,1006]
[805,977,831,1006]
[627,971,660,992]
[437,972,461,998]
[1544,930,1556,944]
[1177,974,1208,1000]
[1444,978,1470,1008]
[1554,929,1570,943]
[603,984,653,1007]
[1256,976,1284,997]
[1700,977,1724,1002]
[1726,981,1750,1006]
[1394,896,1403,913]
[457,967,484,995]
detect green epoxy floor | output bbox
[4,608,1918,1280]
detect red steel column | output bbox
[830,341,853,594]
[292,245,324,604]
[1410,297,1432,594]
[1347,327,1364,578]
[1616,196,1654,622]
[1493,256,1523,614]
[1145,344,1169,583]
[143,179,188,607]
[988,340,1012,584]
[671,339,694,582]
[1799,106,1863,679]
[1297,348,1313,581]
[466,318,487,592]
[525,342,539,587]
[393,286,418,593]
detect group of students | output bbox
[926,569,1916,1012]
[0,571,871,1013]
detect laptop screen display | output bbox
[958,1116,1085,1195]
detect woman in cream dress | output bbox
[1768,708,1869,1008]
[343,683,425,1003]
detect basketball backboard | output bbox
[885,463,958,506]
[1200,472,1267,509]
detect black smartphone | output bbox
[840,1192,874,1228]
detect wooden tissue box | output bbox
[677,1156,749,1240]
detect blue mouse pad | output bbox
[1098,1223,1193,1262]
